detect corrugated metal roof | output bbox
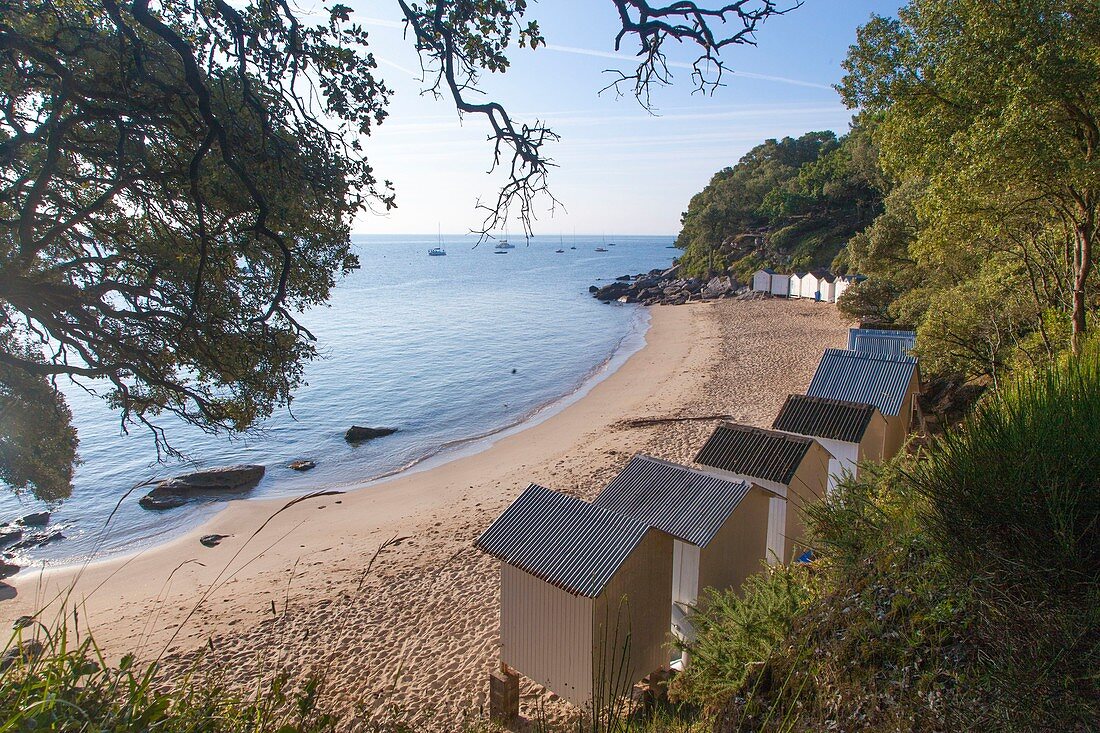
[771,394,878,443]
[475,484,652,598]
[694,423,813,485]
[593,455,751,547]
[847,328,917,355]
[807,348,918,417]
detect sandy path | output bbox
[1,299,848,729]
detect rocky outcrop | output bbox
[19,512,49,527]
[0,527,23,549]
[288,460,316,471]
[6,530,63,551]
[345,426,397,443]
[139,465,265,511]
[590,267,747,306]
[200,534,229,548]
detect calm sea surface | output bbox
[0,234,676,567]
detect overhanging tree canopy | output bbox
[0,0,794,499]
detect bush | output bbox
[669,563,816,713]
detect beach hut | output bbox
[476,484,673,708]
[592,455,769,646]
[771,394,887,494]
[751,268,774,293]
[798,271,821,300]
[847,327,917,356]
[818,273,838,303]
[833,276,850,302]
[769,272,791,297]
[788,273,806,299]
[693,423,830,565]
[806,348,922,460]
[833,274,862,302]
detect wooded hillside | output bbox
[675,122,884,283]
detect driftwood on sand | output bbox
[615,413,737,429]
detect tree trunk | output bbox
[1071,216,1095,355]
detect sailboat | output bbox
[495,224,515,249]
[570,228,577,250]
[428,224,446,256]
[555,233,565,253]
[594,233,609,252]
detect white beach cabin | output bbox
[772,394,888,494]
[769,272,791,297]
[476,484,673,709]
[798,271,821,300]
[788,273,807,299]
[751,268,774,293]
[833,274,860,302]
[592,455,769,651]
[818,273,838,303]
[693,423,830,565]
[806,348,922,461]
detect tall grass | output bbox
[910,340,1100,596]
[905,339,1100,729]
[0,622,336,732]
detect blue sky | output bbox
[344,1,903,235]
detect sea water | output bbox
[0,234,676,566]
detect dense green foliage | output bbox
[675,125,885,282]
[672,342,1100,732]
[837,0,1100,376]
[0,0,392,499]
[677,1,1099,382]
[669,565,815,712]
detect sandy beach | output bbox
[2,298,849,729]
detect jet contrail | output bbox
[354,17,833,91]
[542,44,833,91]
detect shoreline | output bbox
[12,306,652,572]
[350,305,652,488]
[3,299,851,729]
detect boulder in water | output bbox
[345,426,397,443]
[139,465,265,511]
[7,530,64,551]
[0,528,22,549]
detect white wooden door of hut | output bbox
[671,540,700,607]
[766,496,786,564]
